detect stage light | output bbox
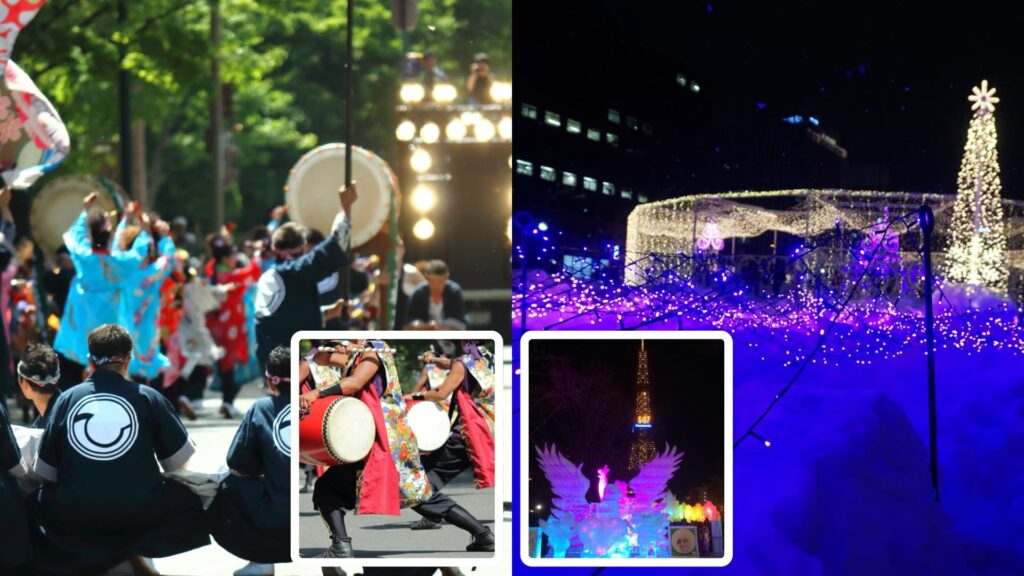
[538,222,549,232]
[475,118,496,141]
[395,120,416,142]
[446,118,468,140]
[691,82,701,93]
[410,148,432,173]
[413,217,435,240]
[420,122,440,143]
[410,184,437,213]
[491,81,512,102]
[400,83,425,104]
[433,83,458,104]
[498,116,512,140]
[460,111,482,126]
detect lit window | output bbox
[638,193,649,203]
[566,119,582,134]
[521,103,537,119]
[586,129,600,141]
[606,132,618,146]
[626,116,638,130]
[544,111,561,127]
[540,165,556,181]
[642,122,654,135]
[515,159,533,176]
[602,181,615,196]
[608,109,621,123]
[620,189,632,200]
[562,172,577,187]
[583,176,598,191]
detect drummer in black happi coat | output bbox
[207,345,293,574]
[30,324,208,576]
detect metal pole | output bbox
[920,204,939,502]
[340,0,354,323]
[118,0,133,197]
[211,0,224,229]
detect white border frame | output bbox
[519,330,734,568]
[289,330,504,569]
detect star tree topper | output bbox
[969,79,999,116]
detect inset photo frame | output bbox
[520,331,733,568]
[289,331,504,570]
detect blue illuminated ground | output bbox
[513,284,1024,574]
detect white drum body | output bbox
[284,143,398,249]
[406,400,451,453]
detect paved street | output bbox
[298,470,495,560]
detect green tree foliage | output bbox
[16,0,510,236]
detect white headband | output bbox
[17,361,60,387]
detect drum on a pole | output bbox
[31,175,125,255]
[299,396,376,466]
[284,143,399,249]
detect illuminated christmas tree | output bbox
[628,340,656,471]
[946,80,1009,292]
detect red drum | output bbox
[299,396,375,466]
[406,400,451,454]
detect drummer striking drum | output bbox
[298,340,432,558]
[401,340,496,550]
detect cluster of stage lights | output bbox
[396,113,513,146]
[399,80,511,106]
[514,222,1024,367]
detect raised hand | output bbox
[84,192,98,209]
[339,182,358,213]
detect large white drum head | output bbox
[32,176,121,255]
[324,396,376,463]
[285,143,397,249]
[407,401,450,453]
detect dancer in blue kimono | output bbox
[1,398,31,573]
[207,345,292,576]
[32,324,209,576]
[121,216,176,383]
[53,194,150,383]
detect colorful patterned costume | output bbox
[124,235,176,379]
[205,259,261,371]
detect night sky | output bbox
[527,338,725,517]
[515,0,1024,199]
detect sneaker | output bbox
[220,403,242,419]
[234,562,274,576]
[410,517,443,530]
[465,528,495,552]
[178,397,197,420]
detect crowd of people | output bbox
[0,183,482,576]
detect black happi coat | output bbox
[30,370,209,575]
[207,393,291,563]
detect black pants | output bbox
[219,368,239,405]
[312,463,362,513]
[313,435,470,521]
[412,434,471,521]
[168,367,211,403]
